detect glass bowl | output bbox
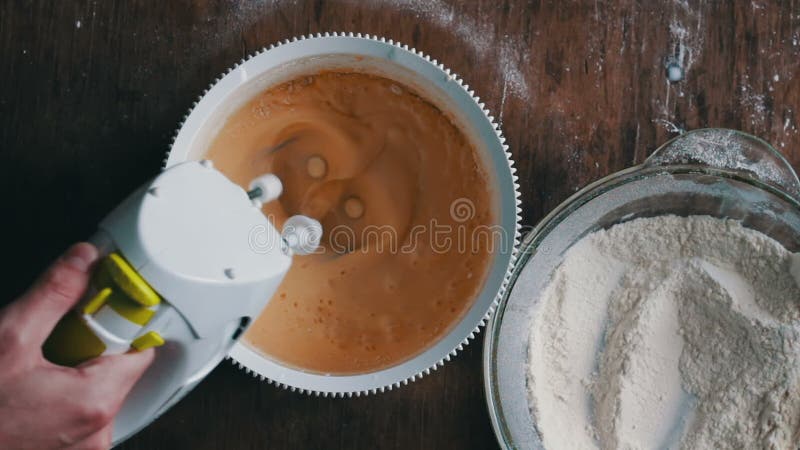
[483,129,800,449]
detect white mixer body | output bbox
[91,161,291,444]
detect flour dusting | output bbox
[655,4,705,122]
[368,0,530,100]
[740,81,769,128]
[528,215,800,449]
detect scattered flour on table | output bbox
[366,0,530,102]
[657,3,705,125]
[528,215,800,450]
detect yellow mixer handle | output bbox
[99,253,161,307]
[43,252,165,366]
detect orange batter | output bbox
[207,72,494,374]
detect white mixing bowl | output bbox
[166,33,521,395]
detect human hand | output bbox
[0,243,154,450]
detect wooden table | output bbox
[2,1,799,448]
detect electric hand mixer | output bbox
[42,160,322,444]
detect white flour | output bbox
[528,215,800,449]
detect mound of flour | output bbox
[528,215,800,449]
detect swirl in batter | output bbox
[207,72,495,373]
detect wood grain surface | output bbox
[2,1,800,449]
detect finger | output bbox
[9,243,98,345]
[50,350,152,446]
[64,422,113,450]
[76,348,155,412]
